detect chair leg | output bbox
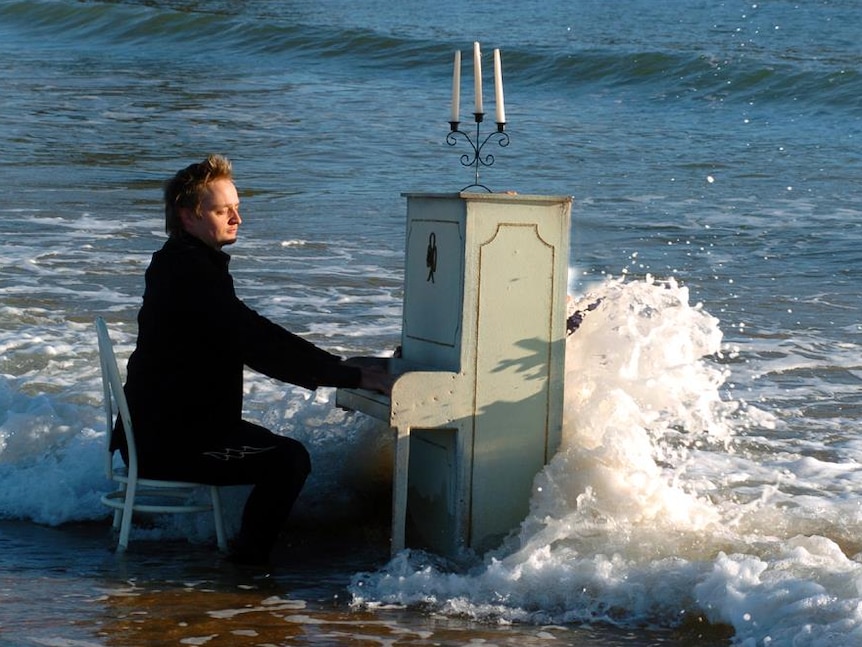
[117,483,137,553]
[210,486,228,552]
[111,483,126,530]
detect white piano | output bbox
[337,192,572,556]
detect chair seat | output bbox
[101,468,217,514]
[109,466,213,492]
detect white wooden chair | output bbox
[95,316,227,553]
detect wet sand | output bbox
[0,520,732,646]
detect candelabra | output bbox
[447,113,509,192]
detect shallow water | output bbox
[0,521,734,647]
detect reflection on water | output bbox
[0,520,731,646]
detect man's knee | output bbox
[273,436,311,480]
[290,439,311,476]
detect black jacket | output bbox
[115,234,361,462]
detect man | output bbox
[115,154,391,564]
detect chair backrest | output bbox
[95,317,139,481]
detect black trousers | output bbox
[140,421,311,557]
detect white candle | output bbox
[451,50,461,123]
[493,48,506,124]
[473,41,483,114]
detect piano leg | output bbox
[391,425,410,555]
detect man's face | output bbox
[181,178,241,249]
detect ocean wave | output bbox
[517,46,861,113]
[0,0,219,46]
[0,0,432,66]
[2,0,858,114]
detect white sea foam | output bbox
[348,276,862,647]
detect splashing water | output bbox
[544,275,734,532]
[350,277,862,646]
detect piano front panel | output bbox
[470,221,561,551]
[402,211,465,372]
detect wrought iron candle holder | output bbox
[447,113,509,192]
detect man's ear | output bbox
[178,208,196,230]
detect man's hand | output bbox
[344,357,395,396]
[359,365,395,395]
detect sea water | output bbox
[0,0,860,645]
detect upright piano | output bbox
[337,192,572,556]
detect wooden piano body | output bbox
[337,192,572,556]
